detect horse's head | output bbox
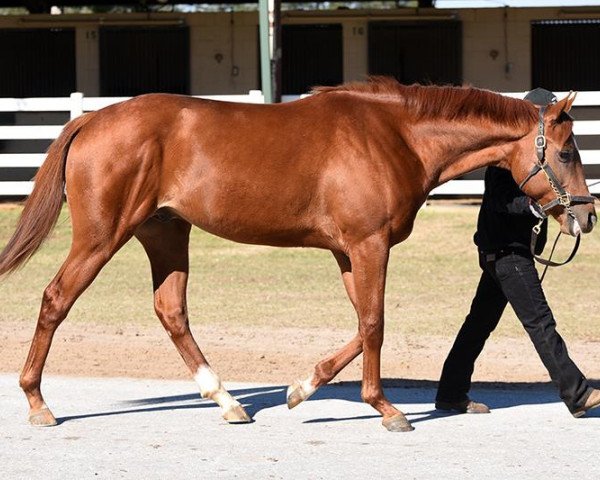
[513,92,596,237]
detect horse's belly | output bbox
[196,216,331,249]
[168,193,335,249]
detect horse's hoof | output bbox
[28,407,57,427]
[288,379,319,409]
[222,404,252,424]
[287,381,307,409]
[382,413,414,432]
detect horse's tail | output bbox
[0,113,94,276]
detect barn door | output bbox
[281,24,343,95]
[100,25,190,96]
[368,21,462,86]
[0,28,76,97]
[532,20,600,91]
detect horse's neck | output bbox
[406,120,528,190]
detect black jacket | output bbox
[474,166,547,254]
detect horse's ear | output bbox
[546,91,577,122]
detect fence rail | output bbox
[2,90,600,197]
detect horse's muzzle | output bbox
[569,206,596,235]
[570,217,581,236]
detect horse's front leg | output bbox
[287,252,362,408]
[350,235,413,432]
[287,236,413,431]
[287,333,363,408]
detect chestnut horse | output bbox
[0,78,595,432]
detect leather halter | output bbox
[518,106,596,269]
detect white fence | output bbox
[1,91,600,197]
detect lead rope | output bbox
[539,231,561,282]
[535,159,579,283]
[530,215,581,273]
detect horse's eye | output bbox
[558,150,571,163]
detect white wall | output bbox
[188,12,259,95]
[75,25,100,96]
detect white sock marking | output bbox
[194,366,240,412]
[301,375,317,398]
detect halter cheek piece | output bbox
[518,105,596,269]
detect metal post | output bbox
[258,0,273,103]
[272,0,282,103]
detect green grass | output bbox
[1,202,599,339]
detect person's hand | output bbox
[529,198,546,219]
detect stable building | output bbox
[0,4,599,98]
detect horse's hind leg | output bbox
[20,237,130,426]
[135,217,250,424]
[287,252,363,408]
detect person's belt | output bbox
[480,247,530,262]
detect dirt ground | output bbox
[2,319,600,385]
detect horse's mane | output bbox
[312,77,538,129]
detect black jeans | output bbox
[436,250,591,413]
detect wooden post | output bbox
[70,92,84,119]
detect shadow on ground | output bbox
[55,378,600,426]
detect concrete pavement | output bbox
[1,373,599,479]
